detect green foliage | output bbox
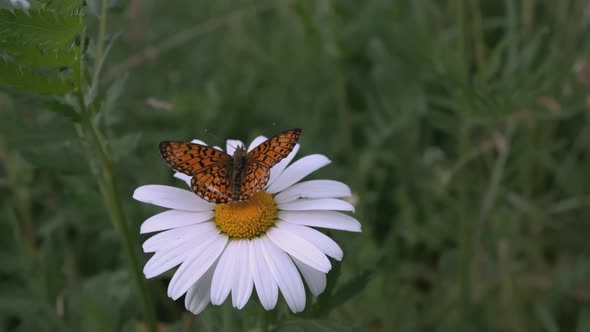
[0,7,81,96]
[0,9,80,48]
[0,57,73,94]
[40,0,83,14]
[2,44,77,67]
[3,0,590,331]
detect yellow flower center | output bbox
[214,191,277,239]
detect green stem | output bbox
[73,8,158,327]
[95,0,108,75]
[75,110,158,332]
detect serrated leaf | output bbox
[0,57,73,95]
[40,0,83,14]
[0,8,81,49]
[1,43,78,67]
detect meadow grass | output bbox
[1,0,590,331]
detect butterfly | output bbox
[159,128,302,204]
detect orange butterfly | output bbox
[159,128,302,204]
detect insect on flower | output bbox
[134,132,361,315]
[159,129,302,204]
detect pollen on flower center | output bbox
[214,191,277,239]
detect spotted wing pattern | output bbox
[237,163,271,201]
[246,128,302,167]
[159,128,302,204]
[159,141,230,176]
[190,165,233,204]
[234,128,302,200]
[160,141,234,203]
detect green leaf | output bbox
[0,8,81,49]
[45,99,80,121]
[0,58,73,95]
[40,0,83,14]
[1,44,78,67]
[85,36,116,107]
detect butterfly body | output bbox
[230,146,248,201]
[159,128,302,204]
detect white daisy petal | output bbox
[184,263,216,315]
[173,172,192,187]
[259,236,306,313]
[277,198,354,212]
[133,185,214,212]
[266,155,331,194]
[142,222,217,252]
[250,238,278,310]
[267,227,331,273]
[292,257,326,296]
[191,139,208,145]
[144,241,194,279]
[267,144,300,187]
[211,241,238,305]
[213,146,223,151]
[226,139,244,155]
[144,226,220,278]
[140,210,214,234]
[231,240,254,309]
[274,180,352,204]
[168,234,228,300]
[247,136,267,151]
[275,221,343,260]
[278,211,362,232]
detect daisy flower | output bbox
[133,135,361,315]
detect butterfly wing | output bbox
[246,128,302,167]
[159,141,230,176]
[160,141,234,203]
[232,128,301,201]
[190,165,233,203]
[237,163,271,201]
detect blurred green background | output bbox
[2,0,590,331]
